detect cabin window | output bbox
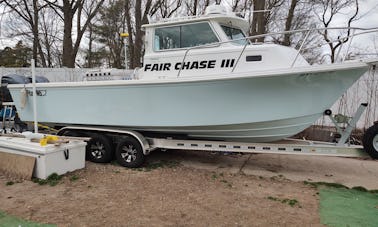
[154,22,218,51]
[221,25,247,45]
[246,55,262,61]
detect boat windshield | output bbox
[154,22,219,51]
[221,25,248,45]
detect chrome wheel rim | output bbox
[90,142,105,159]
[373,134,378,151]
[120,145,137,163]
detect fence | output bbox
[0,67,89,82]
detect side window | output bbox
[221,25,248,45]
[154,26,180,50]
[181,23,218,48]
[154,22,218,51]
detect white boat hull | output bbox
[8,63,368,142]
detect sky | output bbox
[0,1,378,52]
[331,0,378,54]
[356,0,378,53]
[351,0,378,28]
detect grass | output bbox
[70,175,79,182]
[282,198,299,207]
[220,179,232,188]
[267,196,300,207]
[32,173,62,186]
[0,210,55,226]
[267,196,279,201]
[303,181,378,194]
[320,187,378,226]
[351,186,369,192]
[5,180,22,186]
[303,181,348,189]
[110,160,120,166]
[134,160,180,172]
[211,172,233,188]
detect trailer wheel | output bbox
[362,124,378,159]
[115,137,145,168]
[86,134,113,163]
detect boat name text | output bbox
[144,59,235,71]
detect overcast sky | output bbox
[352,0,378,28]
[0,1,378,52]
[323,0,378,54]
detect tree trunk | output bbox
[125,1,134,68]
[251,0,266,42]
[134,0,142,68]
[282,0,298,46]
[87,23,93,68]
[62,1,75,68]
[32,0,39,66]
[193,0,198,15]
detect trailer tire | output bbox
[362,124,378,159]
[115,137,145,168]
[86,134,113,163]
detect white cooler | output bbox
[0,136,86,179]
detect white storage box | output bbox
[0,136,86,179]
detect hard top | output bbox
[142,7,249,32]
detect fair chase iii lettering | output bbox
[144,59,235,71]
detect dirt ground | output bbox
[0,150,323,227]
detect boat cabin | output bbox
[140,5,309,79]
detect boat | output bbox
[7,5,378,143]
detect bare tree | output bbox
[185,0,199,16]
[184,0,218,16]
[249,0,284,42]
[282,0,298,46]
[93,0,126,68]
[39,6,62,67]
[1,0,49,66]
[314,0,359,63]
[230,0,252,14]
[44,0,105,68]
[250,0,265,42]
[158,0,182,18]
[124,0,161,68]
[231,0,243,12]
[86,22,95,68]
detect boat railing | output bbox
[176,26,378,77]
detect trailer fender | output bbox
[57,126,152,155]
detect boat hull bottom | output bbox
[38,114,320,143]
[134,114,319,143]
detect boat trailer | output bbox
[54,103,377,168]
